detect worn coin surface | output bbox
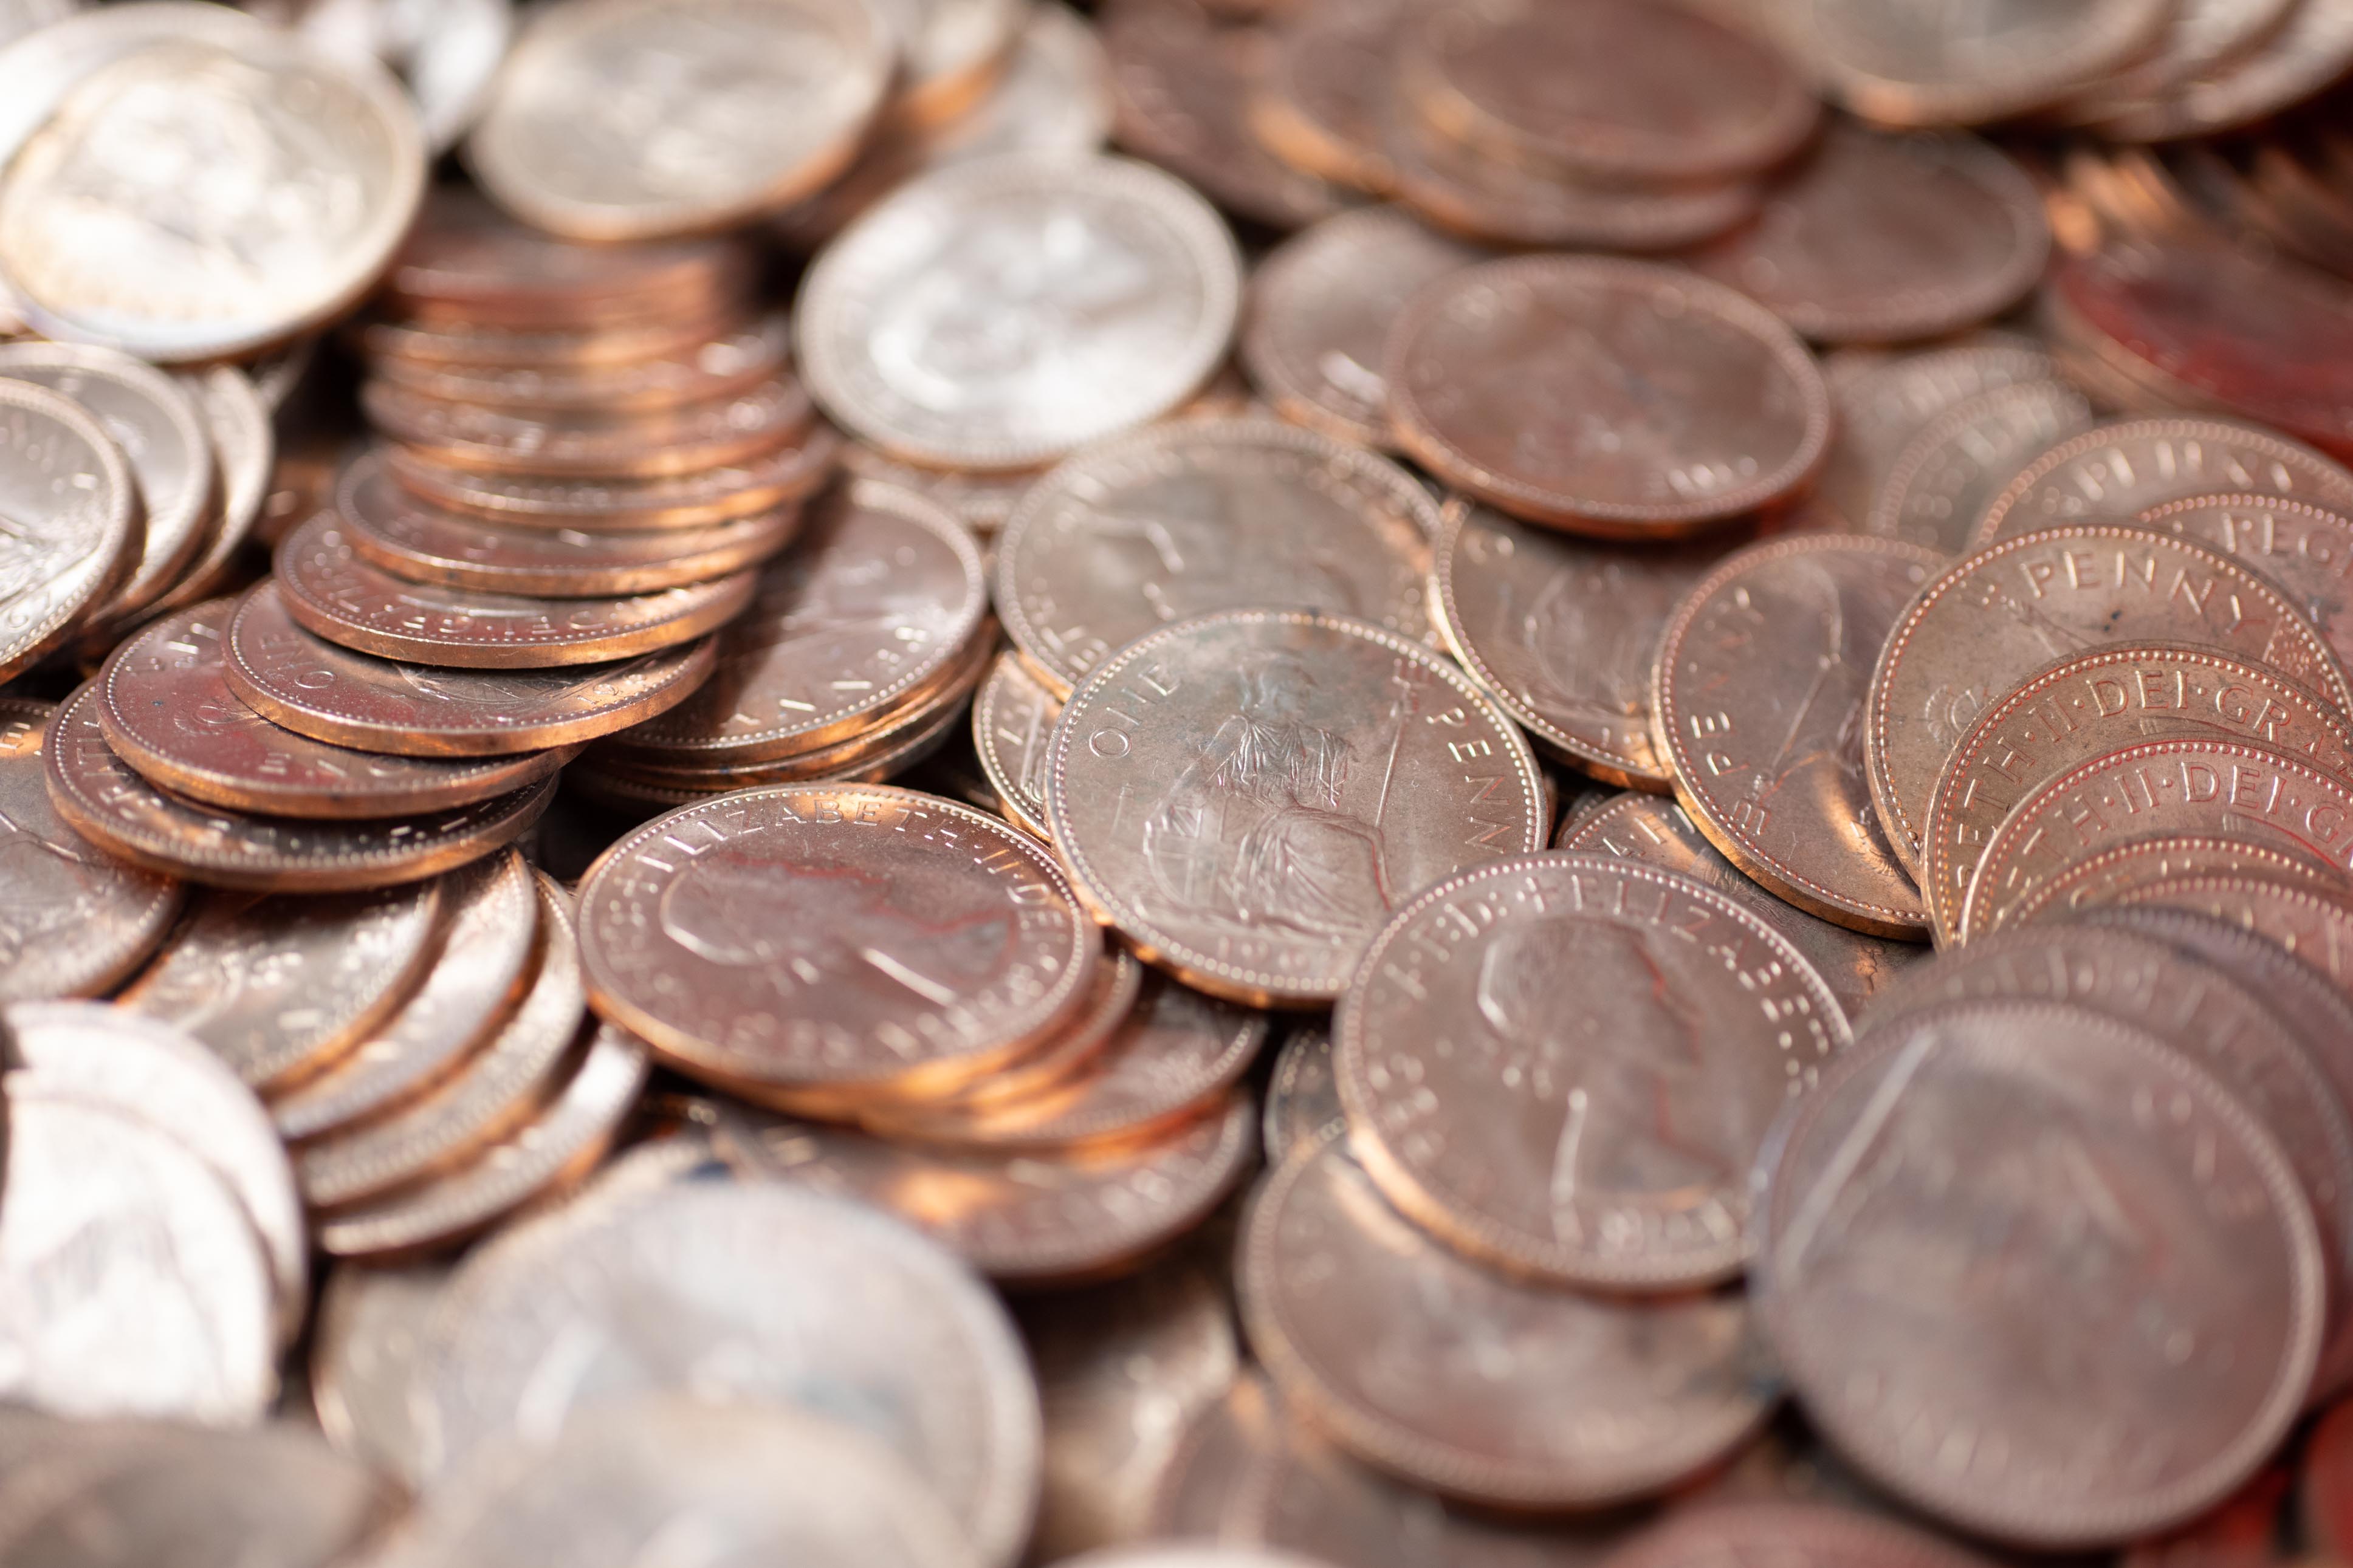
[1865,380,2094,555]
[2133,493,2353,670]
[0,380,137,683]
[360,375,812,480]
[1654,535,1940,937]
[2007,835,2334,931]
[973,648,1061,840]
[1971,416,2353,547]
[1756,999,2321,1545]
[385,428,836,530]
[997,418,1438,697]
[799,152,1242,471]
[1046,609,1548,1005]
[1799,0,2172,126]
[913,950,1142,1117]
[1385,256,1832,533]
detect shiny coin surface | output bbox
[0,379,137,683]
[1755,999,2321,1545]
[148,365,275,618]
[1814,340,2059,527]
[1653,535,1942,937]
[361,375,812,479]
[1385,256,1832,534]
[1799,0,2171,126]
[222,582,717,757]
[1046,609,1548,1005]
[368,313,788,413]
[467,0,892,239]
[1261,1021,1342,1165]
[2107,872,2353,1000]
[1335,852,1847,1289]
[973,647,1061,840]
[2007,834,2337,931]
[1971,416,2353,548]
[1864,380,2094,555]
[2135,493,2353,670]
[297,0,514,157]
[798,152,1243,471]
[310,1259,447,1483]
[996,417,1438,697]
[385,428,836,530]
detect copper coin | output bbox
[973,646,1060,840]
[996,417,1438,697]
[368,313,789,415]
[1755,998,2321,1545]
[1240,208,1481,452]
[1863,380,2094,555]
[2065,0,2296,114]
[2135,493,2353,670]
[363,375,812,480]
[837,439,1034,533]
[2082,0,2353,142]
[1918,643,2353,940]
[0,698,181,1003]
[0,380,137,682]
[1261,1021,1341,1165]
[1559,792,1922,1025]
[46,682,555,891]
[1957,738,2353,941]
[1813,340,2059,527]
[146,365,275,618]
[1249,0,1400,193]
[275,515,755,669]
[385,425,837,531]
[577,783,1096,1108]
[1384,256,1832,534]
[1653,535,1941,938]
[1045,609,1548,1005]
[2007,834,2337,931]
[1971,416,2353,547]
[1798,0,2172,127]
[906,950,1144,1117]
[1864,524,2353,878]
[1240,1140,1776,1508]
[359,306,746,370]
[2111,871,2353,1001]
[98,604,571,820]
[1334,851,1846,1288]
[1597,1504,1995,1568]
[566,685,971,809]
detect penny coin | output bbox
[838,439,1036,533]
[996,418,1438,697]
[1262,1022,1342,1165]
[1240,1140,1776,1508]
[1971,417,2353,548]
[0,699,180,1004]
[1558,792,1922,1025]
[1597,1504,1996,1568]
[1653,535,1942,937]
[221,583,718,757]
[275,515,755,668]
[385,425,837,530]
[902,950,1142,1118]
[1152,1374,1285,1538]
[0,380,138,683]
[311,1259,448,1483]
[2007,834,2336,931]
[362,375,811,481]
[1333,852,1846,1288]
[567,686,972,809]
[1384,256,1833,534]
[797,152,1242,472]
[1798,0,2172,126]
[973,646,1061,840]
[1251,0,1401,194]
[368,313,789,414]
[1755,998,2321,1545]
[1240,208,1481,451]
[268,849,538,1142]
[359,305,744,369]
[1864,524,2353,878]
[467,0,891,239]
[2135,494,2353,669]
[2083,0,2353,142]
[147,366,274,618]
[1917,643,2353,940]
[1814,340,2059,527]
[2111,872,2353,1001]
[1864,380,2095,555]
[99,604,571,819]
[578,784,1096,1108]
[421,1180,1041,1567]
[1688,126,2049,344]
[1045,609,1548,1005]
[46,682,557,890]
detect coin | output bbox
[2007,834,2336,930]
[798,152,1242,471]
[368,313,789,414]
[1796,0,2171,126]
[2066,0,2296,112]
[2081,0,2353,142]
[2108,871,2353,999]
[1250,0,1400,193]
[0,380,138,683]
[973,647,1061,840]
[1262,1022,1342,1165]
[147,366,275,618]
[1917,643,2353,940]
[908,950,1144,1117]
[1754,998,2321,1545]
[311,1259,447,1482]
[838,439,1037,533]
[1384,256,1833,534]
[1864,380,2095,554]
[1598,1504,1996,1568]
[874,0,1026,128]
[1045,609,1548,1005]
[1240,1140,1776,1508]
[568,687,974,809]
[363,376,812,484]
[926,1,1113,166]
[1813,340,2059,527]
[2134,493,2353,669]
[995,417,1438,697]
[1971,416,2353,547]
[0,699,180,1004]
[360,305,744,369]
[298,0,513,155]
[385,425,837,530]
[221,581,718,757]
[1865,524,2353,878]
[1334,851,1846,1287]
[1653,535,1941,937]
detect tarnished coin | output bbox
[1598,1504,1994,1568]
[578,784,1095,1108]
[1250,0,1401,194]
[99,604,571,819]
[1864,380,2095,554]
[0,380,138,683]
[1653,535,1941,937]
[298,0,514,154]
[1798,0,2172,126]
[222,582,718,757]
[974,648,1061,840]
[311,1259,447,1482]
[996,418,1438,697]
[1815,340,2059,527]
[1864,524,2353,878]
[275,515,754,668]
[467,0,891,239]
[0,699,180,1004]
[46,680,556,890]
[2007,835,2336,931]
[148,365,275,618]
[2135,494,2353,670]
[361,375,812,480]
[1262,1022,1342,1167]
[1971,416,2353,548]
[1241,1140,1776,1508]
[1046,609,1548,1005]
[1385,256,1833,534]
[385,425,837,530]
[1241,208,1480,451]
[1918,644,2353,941]
[369,313,788,414]
[1755,999,2321,1545]
[1334,852,1847,1288]
[797,152,1242,471]
[2109,872,2353,1000]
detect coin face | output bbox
[1865,524,2353,877]
[973,648,1061,840]
[997,418,1438,697]
[2134,493,2353,670]
[798,152,1242,471]
[468,0,891,239]
[1971,416,2353,547]
[361,375,812,479]
[2007,834,2335,931]
[1865,380,2094,555]
[385,426,837,530]
[2109,872,2353,1001]
[0,380,137,683]
[1241,1140,1776,1508]
[1046,609,1548,1005]
[1755,998,2321,1544]
[1654,535,1941,937]
[1814,340,2058,527]
[1386,256,1832,533]
[1799,0,2171,126]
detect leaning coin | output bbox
[1754,998,2320,1546]
[311,1259,451,1484]
[2109,872,2353,1002]
[384,428,837,530]
[1261,1022,1342,1166]
[2135,493,2353,670]
[360,375,812,479]
[2005,835,2336,931]
[1333,852,1846,1289]
[1813,340,2059,527]
[973,647,1062,840]
[0,380,137,683]
[359,306,743,370]
[1045,609,1548,1005]
[145,365,274,617]
[1798,0,2171,126]
[1864,380,2094,555]
[1971,416,2353,548]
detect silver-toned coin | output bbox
[0,380,139,683]
[311,1258,449,1484]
